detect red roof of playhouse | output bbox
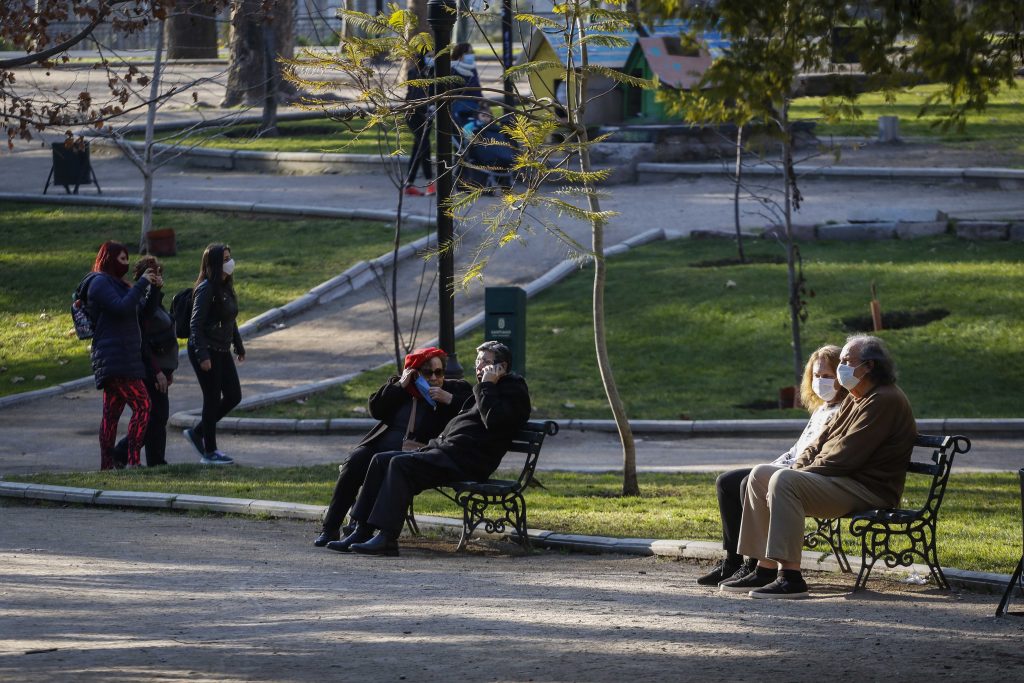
[636,36,713,90]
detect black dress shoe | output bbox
[314,530,340,547]
[351,533,400,557]
[325,526,374,553]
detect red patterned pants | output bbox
[99,377,151,469]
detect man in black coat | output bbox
[326,341,532,556]
[313,347,472,546]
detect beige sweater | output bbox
[794,383,917,507]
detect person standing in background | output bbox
[183,243,245,465]
[86,241,160,470]
[403,53,436,197]
[112,255,178,468]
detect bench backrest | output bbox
[503,420,559,491]
[906,433,972,518]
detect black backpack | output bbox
[170,287,194,339]
[71,273,99,340]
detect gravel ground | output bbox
[2,503,1022,682]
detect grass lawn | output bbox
[8,467,1019,575]
[133,119,416,156]
[0,203,426,397]
[248,235,1024,421]
[790,77,1024,154]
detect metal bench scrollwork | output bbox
[803,433,971,590]
[406,419,558,551]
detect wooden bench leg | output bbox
[996,557,1024,617]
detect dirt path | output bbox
[1,503,1021,682]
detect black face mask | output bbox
[112,260,129,278]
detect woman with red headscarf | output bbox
[313,347,472,547]
[85,240,161,469]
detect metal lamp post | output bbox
[428,0,463,379]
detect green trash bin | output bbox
[484,286,526,376]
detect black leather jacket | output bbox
[188,279,244,362]
[357,376,473,448]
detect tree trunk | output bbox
[222,0,296,109]
[575,15,639,497]
[222,0,266,107]
[391,192,406,372]
[261,22,280,133]
[407,0,429,34]
[780,104,803,394]
[733,125,746,264]
[165,0,218,59]
[139,22,165,254]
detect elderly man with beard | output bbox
[722,335,917,599]
[326,341,532,557]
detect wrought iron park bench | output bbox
[405,420,559,551]
[803,433,972,590]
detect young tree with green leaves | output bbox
[286,0,653,495]
[657,0,855,391]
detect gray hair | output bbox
[846,334,897,385]
[477,340,512,368]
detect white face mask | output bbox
[812,377,838,402]
[836,362,863,390]
[222,258,235,276]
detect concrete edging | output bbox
[636,162,1024,188]
[166,224,1024,436]
[0,481,1011,596]
[0,192,434,227]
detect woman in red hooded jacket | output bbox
[313,347,472,547]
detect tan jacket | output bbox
[794,383,917,507]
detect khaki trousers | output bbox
[736,464,889,565]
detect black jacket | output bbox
[139,287,179,376]
[358,375,473,447]
[87,272,150,389]
[188,279,244,362]
[429,373,532,478]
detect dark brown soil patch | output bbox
[734,399,782,411]
[690,254,786,268]
[841,307,950,332]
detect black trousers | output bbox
[113,374,170,467]
[188,347,241,453]
[321,443,388,533]
[716,467,752,558]
[405,112,432,185]
[350,448,468,536]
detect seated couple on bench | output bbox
[700,334,917,599]
[313,341,531,557]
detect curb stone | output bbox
[635,162,1024,188]
[0,481,1012,596]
